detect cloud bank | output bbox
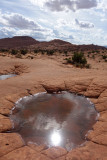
[45,0,98,12]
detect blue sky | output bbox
[0,0,107,45]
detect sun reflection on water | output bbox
[50,131,61,146]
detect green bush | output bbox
[96,50,100,53]
[65,58,72,64]
[34,49,38,54]
[11,49,18,55]
[72,52,87,65]
[47,50,54,55]
[0,49,8,52]
[102,55,107,59]
[20,49,28,55]
[92,50,95,53]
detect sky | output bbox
[0,0,107,45]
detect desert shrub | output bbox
[96,50,99,53]
[102,55,107,59]
[47,50,54,55]
[65,52,91,68]
[72,52,87,65]
[65,58,72,64]
[92,50,95,53]
[11,49,18,55]
[0,49,9,52]
[34,49,38,53]
[20,49,28,55]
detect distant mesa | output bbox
[0,36,106,51]
[0,36,39,49]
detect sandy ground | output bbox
[0,54,107,160]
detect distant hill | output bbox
[0,36,39,49]
[0,36,106,51]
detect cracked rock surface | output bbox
[0,56,107,160]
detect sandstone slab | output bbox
[0,114,12,132]
[0,133,24,157]
[42,147,68,159]
[66,142,107,160]
[0,146,51,160]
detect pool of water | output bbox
[0,74,16,80]
[10,92,98,151]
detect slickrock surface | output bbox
[0,56,107,160]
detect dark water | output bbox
[10,92,98,151]
[0,74,16,80]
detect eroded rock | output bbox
[0,114,12,132]
[0,146,51,160]
[42,147,67,159]
[0,133,24,157]
[66,142,107,160]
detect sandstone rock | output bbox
[95,89,107,112]
[41,81,65,93]
[66,142,107,160]
[99,111,107,122]
[56,156,66,160]
[0,99,13,115]
[0,114,12,132]
[85,78,107,98]
[87,121,107,142]
[42,147,67,159]
[28,143,48,152]
[91,133,107,145]
[65,78,92,94]
[89,98,98,104]
[0,146,51,160]
[26,85,46,95]
[0,133,24,157]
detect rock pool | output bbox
[10,91,98,151]
[0,74,16,80]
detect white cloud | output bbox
[0,12,41,30]
[0,27,16,38]
[75,19,94,28]
[98,0,107,11]
[0,10,54,41]
[45,0,98,12]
